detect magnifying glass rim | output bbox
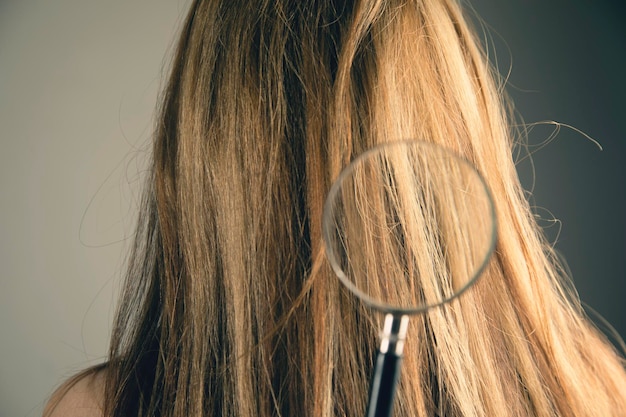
[322,139,498,315]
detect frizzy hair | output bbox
[88,0,626,416]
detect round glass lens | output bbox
[322,140,497,314]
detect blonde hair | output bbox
[49,0,626,416]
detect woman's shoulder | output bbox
[43,365,106,417]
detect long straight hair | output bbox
[100,0,626,416]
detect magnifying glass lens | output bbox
[323,140,496,314]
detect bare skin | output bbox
[43,370,104,417]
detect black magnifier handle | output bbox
[365,314,410,417]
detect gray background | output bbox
[1,1,624,416]
[473,0,626,344]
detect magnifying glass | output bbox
[322,140,497,417]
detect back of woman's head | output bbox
[101,0,626,416]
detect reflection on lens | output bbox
[322,140,496,314]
